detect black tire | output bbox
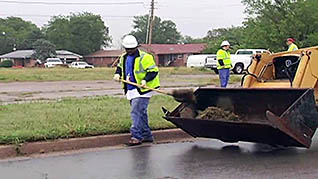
[233,63,244,74]
[213,68,219,74]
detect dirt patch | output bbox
[196,107,240,121]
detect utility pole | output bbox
[145,10,151,44]
[147,0,155,44]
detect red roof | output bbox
[85,50,124,58]
[140,43,207,55]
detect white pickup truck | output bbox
[205,49,269,74]
[186,54,216,68]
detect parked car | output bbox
[206,49,270,74]
[231,49,270,74]
[186,54,216,68]
[70,61,94,69]
[44,58,63,68]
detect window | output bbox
[237,51,253,55]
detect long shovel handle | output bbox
[120,79,170,95]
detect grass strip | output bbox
[0,95,179,144]
[0,67,213,82]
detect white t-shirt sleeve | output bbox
[126,89,155,100]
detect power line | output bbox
[0,13,240,21]
[0,14,136,18]
[0,0,144,6]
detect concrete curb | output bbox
[0,129,192,159]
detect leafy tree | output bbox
[200,26,247,54]
[130,15,182,44]
[180,35,196,44]
[198,0,318,53]
[241,0,318,52]
[44,12,111,55]
[0,17,43,55]
[31,39,56,62]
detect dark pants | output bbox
[219,68,230,88]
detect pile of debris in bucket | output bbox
[196,107,240,121]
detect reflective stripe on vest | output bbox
[135,53,145,74]
[118,50,160,93]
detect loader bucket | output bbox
[163,88,318,148]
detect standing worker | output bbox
[286,38,298,51]
[113,35,160,146]
[216,40,232,88]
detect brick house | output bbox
[84,43,207,67]
[84,50,124,67]
[140,43,207,67]
[0,50,82,67]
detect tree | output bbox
[44,12,111,55]
[199,0,318,53]
[130,15,182,44]
[200,26,247,54]
[0,17,43,55]
[241,0,318,52]
[31,39,56,62]
[180,35,205,44]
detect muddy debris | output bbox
[197,106,240,121]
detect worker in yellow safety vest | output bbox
[286,38,298,51]
[216,40,232,87]
[113,35,160,146]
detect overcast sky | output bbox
[0,0,246,48]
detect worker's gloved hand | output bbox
[113,74,121,82]
[126,75,131,82]
[141,80,147,88]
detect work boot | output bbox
[125,138,142,146]
[142,137,154,143]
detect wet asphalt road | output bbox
[1,134,318,179]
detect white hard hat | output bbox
[122,35,138,48]
[221,40,230,47]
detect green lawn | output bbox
[0,67,214,82]
[0,67,242,86]
[0,67,242,145]
[0,67,113,82]
[0,95,179,144]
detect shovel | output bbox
[120,79,195,103]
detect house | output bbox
[55,50,83,64]
[140,43,207,67]
[84,43,207,67]
[84,50,124,67]
[0,50,82,67]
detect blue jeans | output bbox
[130,97,153,141]
[219,68,230,88]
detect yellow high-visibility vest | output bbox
[216,49,232,69]
[288,43,298,51]
[118,50,160,93]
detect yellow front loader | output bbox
[163,47,318,148]
[243,46,318,97]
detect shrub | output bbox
[0,60,13,68]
